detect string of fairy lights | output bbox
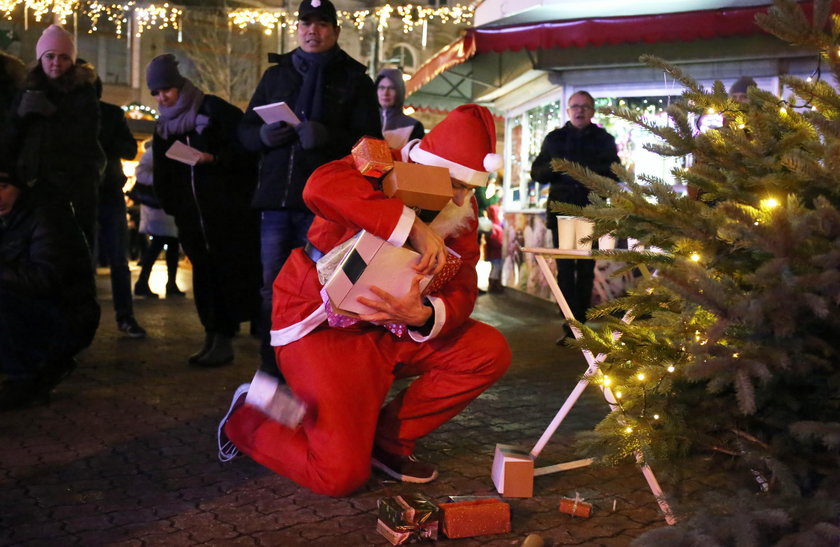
[0,1,474,38]
[229,3,473,36]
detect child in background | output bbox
[484,203,504,293]
[132,142,184,299]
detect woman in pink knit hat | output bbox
[5,24,105,247]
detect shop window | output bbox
[507,94,688,211]
[594,96,686,193]
[387,44,417,73]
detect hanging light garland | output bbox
[2,2,472,37]
[3,1,183,35]
[228,3,474,36]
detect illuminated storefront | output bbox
[407,1,823,300]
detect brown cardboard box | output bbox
[491,444,534,498]
[352,137,394,178]
[440,499,511,538]
[382,162,452,212]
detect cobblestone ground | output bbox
[0,266,719,546]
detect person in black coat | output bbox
[237,0,381,374]
[146,54,260,367]
[531,90,620,336]
[0,163,100,410]
[6,25,105,247]
[95,76,146,338]
[0,51,25,165]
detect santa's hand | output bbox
[408,216,447,276]
[356,275,431,327]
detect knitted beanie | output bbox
[35,25,76,63]
[145,54,186,93]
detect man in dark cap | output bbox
[729,76,757,104]
[238,0,381,376]
[0,162,100,410]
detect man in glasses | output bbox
[530,90,620,339]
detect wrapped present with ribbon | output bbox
[352,136,394,179]
[383,162,453,223]
[559,492,592,518]
[422,248,461,296]
[376,493,440,545]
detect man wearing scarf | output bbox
[146,54,260,367]
[238,0,381,377]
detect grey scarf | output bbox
[156,79,209,140]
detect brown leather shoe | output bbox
[371,446,438,483]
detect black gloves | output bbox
[17,90,56,118]
[259,121,298,148]
[295,121,329,150]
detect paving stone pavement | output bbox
[1,267,709,546]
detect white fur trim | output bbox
[245,371,280,410]
[270,305,326,346]
[409,144,490,187]
[401,139,421,162]
[484,153,503,172]
[389,206,415,247]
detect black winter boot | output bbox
[196,334,234,367]
[188,333,215,364]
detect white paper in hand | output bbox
[165,140,202,166]
[254,101,301,126]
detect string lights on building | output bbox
[2,1,182,35]
[1,2,472,38]
[228,3,474,36]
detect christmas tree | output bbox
[552,1,840,543]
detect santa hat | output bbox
[36,25,76,63]
[409,104,502,187]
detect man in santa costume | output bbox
[219,104,511,496]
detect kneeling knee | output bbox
[311,461,370,497]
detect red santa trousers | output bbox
[224,318,511,497]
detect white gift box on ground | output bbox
[491,444,534,498]
[325,231,432,317]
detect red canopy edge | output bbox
[406,32,476,97]
[406,1,821,98]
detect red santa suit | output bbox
[224,105,511,497]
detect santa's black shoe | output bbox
[371,446,438,483]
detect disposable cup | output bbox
[556,216,576,249]
[575,219,594,250]
[599,234,616,250]
[627,238,644,250]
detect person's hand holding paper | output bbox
[260,121,298,148]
